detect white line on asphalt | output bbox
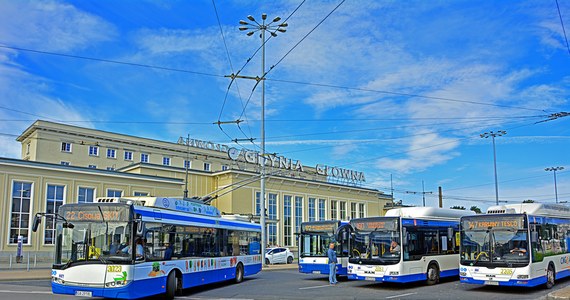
[298,284,332,290]
[0,290,52,294]
[385,292,418,299]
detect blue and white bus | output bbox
[460,203,570,288]
[298,220,352,276]
[32,197,262,299]
[348,207,475,284]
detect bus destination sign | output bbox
[351,218,398,232]
[463,216,524,230]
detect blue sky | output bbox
[0,0,568,210]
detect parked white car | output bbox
[265,247,294,264]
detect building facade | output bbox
[1,120,392,259]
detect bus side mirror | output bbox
[342,231,348,242]
[32,214,41,232]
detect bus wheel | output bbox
[235,263,244,283]
[546,265,555,289]
[166,272,177,300]
[287,256,293,264]
[426,263,440,285]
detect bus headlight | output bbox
[105,280,130,288]
[460,272,467,276]
[52,277,65,284]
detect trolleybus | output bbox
[348,207,475,284]
[459,203,570,288]
[298,220,352,276]
[32,196,262,299]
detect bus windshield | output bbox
[300,232,337,257]
[349,217,400,265]
[54,204,133,267]
[461,215,529,267]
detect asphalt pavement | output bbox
[0,263,568,299]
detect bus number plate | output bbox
[75,291,92,297]
[484,280,499,286]
[312,271,321,274]
[365,277,376,281]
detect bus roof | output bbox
[385,207,476,219]
[486,203,570,217]
[96,196,221,217]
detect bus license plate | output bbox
[365,277,376,281]
[484,280,499,286]
[75,291,92,297]
[312,271,321,274]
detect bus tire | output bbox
[235,263,244,283]
[426,263,440,285]
[546,264,555,289]
[165,271,177,300]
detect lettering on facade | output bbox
[177,137,229,153]
[228,147,304,172]
[316,164,366,182]
[177,136,365,183]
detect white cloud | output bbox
[0,0,116,51]
[376,130,460,174]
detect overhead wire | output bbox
[555,0,570,55]
[0,45,225,78]
[266,78,550,113]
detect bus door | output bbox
[337,225,352,258]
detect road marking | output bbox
[385,292,418,299]
[0,290,52,294]
[298,284,332,290]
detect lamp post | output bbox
[480,130,506,205]
[545,167,564,204]
[239,14,287,265]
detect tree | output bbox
[470,206,482,214]
[523,199,535,203]
[450,206,466,210]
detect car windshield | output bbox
[461,215,529,267]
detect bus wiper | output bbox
[473,230,491,265]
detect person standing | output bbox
[327,242,338,285]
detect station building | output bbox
[0,120,392,259]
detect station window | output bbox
[45,184,65,245]
[124,151,133,161]
[89,146,99,156]
[9,181,32,245]
[61,142,72,153]
[107,148,116,159]
[78,187,95,203]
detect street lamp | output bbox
[480,130,507,205]
[545,167,564,204]
[239,14,287,265]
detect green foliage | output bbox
[469,206,482,214]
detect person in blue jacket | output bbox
[327,242,338,285]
